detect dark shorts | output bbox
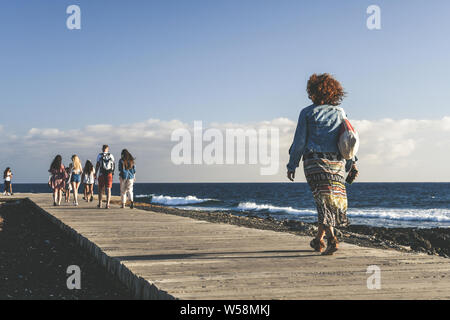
[98,174,113,189]
[4,181,11,191]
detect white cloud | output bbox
[350,118,450,181]
[1,117,450,182]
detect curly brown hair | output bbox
[307,73,345,106]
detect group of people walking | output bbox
[48,145,136,209]
[5,73,357,258]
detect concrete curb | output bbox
[24,198,176,300]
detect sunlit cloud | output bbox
[1,117,450,183]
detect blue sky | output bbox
[1,0,450,182]
[2,0,450,130]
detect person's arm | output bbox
[287,109,308,179]
[118,160,123,175]
[95,155,100,178]
[112,156,116,175]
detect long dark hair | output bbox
[3,167,10,179]
[50,155,62,172]
[121,149,135,170]
[84,160,94,174]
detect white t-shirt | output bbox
[84,168,96,184]
[5,173,12,182]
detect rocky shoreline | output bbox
[131,202,450,258]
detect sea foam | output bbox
[347,208,450,222]
[237,202,450,222]
[148,194,216,206]
[236,202,316,216]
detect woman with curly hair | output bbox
[287,73,358,255]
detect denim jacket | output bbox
[118,159,136,180]
[287,104,354,172]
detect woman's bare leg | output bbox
[322,226,338,255]
[310,223,326,252]
[72,182,80,205]
[98,186,104,208]
[106,187,111,208]
[57,189,63,205]
[325,226,335,239]
[316,224,326,241]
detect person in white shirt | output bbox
[82,160,95,202]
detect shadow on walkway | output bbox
[115,249,318,261]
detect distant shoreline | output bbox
[3,182,450,185]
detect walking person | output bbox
[96,145,115,209]
[287,73,358,255]
[3,167,13,196]
[119,149,136,209]
[69,155,83,206]
[64,166,72,203]
[48,155,68,206]
[82,160,95,202]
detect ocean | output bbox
[4,183,450,229]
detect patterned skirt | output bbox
[303,154,349,227]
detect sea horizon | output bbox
[6,181,450,184]
[5,182,450,229]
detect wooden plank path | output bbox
[10,193,450,299]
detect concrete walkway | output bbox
[8,193,450,299]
